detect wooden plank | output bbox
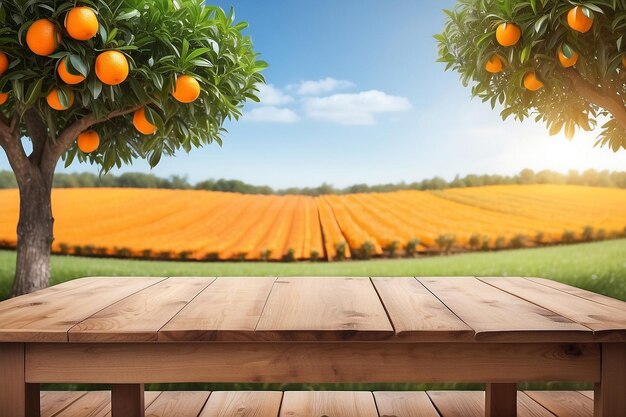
[159,277,275,342]
[69,278,214,342]
[485,384,517,417]
[0,277,165,342]
[26,342,600,384]
[0,343,25,417]
[580,391,594,400]
[199,391,282,417]
[52,391,161,417]
[525,391,593,417]
[419,277,592,342]
[594,344,626,417]
[279,392,379,417]
[427,391,556,417]
[527,278,626,309]
[255,277,394,341]
[111,384,144,417]
[371,277,474,341]
[482,278,626,341]
[144,391,210,417]
[373,391,441,417]
[27,383,41,417]
[40,392,87,417]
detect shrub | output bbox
[494,236,506,250]
[260,249,272,262]
[235,252,247,262]
[282,248,296,262]
[481,235,490,251]
[58,243,70,255]
[596,228,607,241]
[94,247,108,256]
[509,234,527,249]
[562,230,576,244]
[435,234,456,254]
[204,252,219,262]
[82,245,96,256]
[73,245,83,256]
[405,238,420,257]
[384,241,400,258]
[156,250,172,260]
[335,242,348,261]
[582,226,594,242]
[468,233,481,251]
[116,247,133,258]
[310,250,320,262]
[179,251,191,261]
[141,249,153,259]
[356,241,376,260]
[535,231,545,246]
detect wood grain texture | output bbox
[40,392,87,417]
[199,391,282,417]
[594,343,626,417]
[25,342,600,384]
[419,277,592,342]
[255,277,394,341]
[279,391,379,417]
[373,391,441,417]
[527,278,626,310]
[428,391,558,417]
[111,384,145,417]
[0,344,25,417]
[482,278,626,341]
[159,277,275,341]
[0,277,165,342]
[144,391,210,417]
[371,277,474,341]
[51,391,161,417]
[525,391,593,417]
[485,383,516,417]
[69,278,214,342]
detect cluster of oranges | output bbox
[485,5,626,92]
[0,6,203,153]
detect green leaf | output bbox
[23,77,43,105]
[68,55,89,78]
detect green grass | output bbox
[2,238,625,300]
[2,240,624,391]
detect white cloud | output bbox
[303,90,411,125]
[256,84,293,106]
[289,77,354,96]
[245,106,299,123]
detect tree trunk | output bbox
[11,174,54,297]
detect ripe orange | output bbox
[496,22,521,47]
[133,108,157,135]
[557,45,578,68]
[77,130,100,153]
[0,52,8,76]
[485,55,503,73]
[95,51,129,85]
[46,88,74,110]
[567,6,593,33]
[65,7,99,41]
[172,75,201,103]
[26,19,61,56]
[523,72,544,91]
[57,58,86,84]
[0,92,8,106]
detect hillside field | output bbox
[0,184,625,261]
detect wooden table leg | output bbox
[111,384,145,417]
[0,344,39,417]
[485,383,517,417]
[595,343,626,417]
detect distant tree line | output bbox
[0,168,625,194]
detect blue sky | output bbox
[2,0,625,188]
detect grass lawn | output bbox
[1,240,624,391]
[1,238,625,301]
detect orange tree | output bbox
[0,0,265,295]
[436,0,626,151]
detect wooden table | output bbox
[0,276,624,417]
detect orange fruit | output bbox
[46,88,74,110]
[523,72,544,91]
[133,108,157,135]
[485,55,503,73]
[0,92,8,106]
[557,45,578,68]
[57,58,86,84]
[95,51,129,85]
[26,19,61,56]
[77,130,100,153]
[496,22,521,47]
[567,6,593,33]
[65,7,99,41]
[172,75,201,103]
[0,52,8,76]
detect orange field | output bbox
[0,184,625,261]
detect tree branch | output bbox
[39,105,142,178]
[564,70,626,131]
